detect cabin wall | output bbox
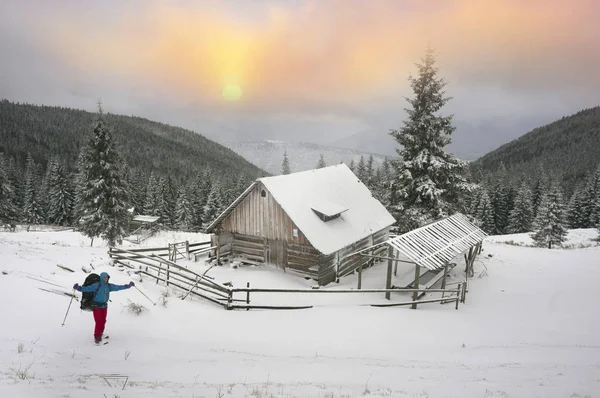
[220,182,311,246]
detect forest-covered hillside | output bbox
[0,100,266,181]
[473,106,600,192]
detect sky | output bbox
[1,0,599,158]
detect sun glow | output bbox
[222,84,242,101]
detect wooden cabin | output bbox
[205,164,395,285]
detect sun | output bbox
[222,84,242,101]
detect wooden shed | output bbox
[205,164,396,285]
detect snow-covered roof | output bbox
[132,215,160,223]
[356,213,486,270]
[207,164,395,255]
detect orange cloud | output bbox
[35,0,599,112]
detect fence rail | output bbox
[108,243,465,311]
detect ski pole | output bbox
[134,285,156,306]
[62,289,76,326]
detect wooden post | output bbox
[246,282,250,311]
[456,283,461,310]
[185,240,190,260]
[216,233,221,265]
[411,264,420,309]
[357,260,363,290]
[166,262,170,286]
[462,282,467,303]
[385,246,393,300]
[440,262,449,304]
[227,289,233,310]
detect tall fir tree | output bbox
[356,156,367,182]
[530,164,548,220]
[0,153,19,227]
[47,161,74,226]
[474,188,495,233]
[234,174,249,197]
[531,187,568,248]
[78,106,131,246]
[281,150,291,175]
[582,166,600,227]
[316,154,326,169]
[174,186,194,231]
[567,186,587,228]
[389,48,468,232]
[6,156,23,222]
[23,153,45,225]
[506,183,533,233]
[144,173,161,217]
[203,184,223,225]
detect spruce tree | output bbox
[389,48,468,232]
[234,174,249,197]
[281,150,291,175]
[6,156,23,222]
[531,187,568,248]
[567,186,586,228]
[474,189,495,233]
[0,153,19,228]
[47,161,74,226]
[78,107,131,246]
[507,183,533,233]
[316,154,326,169]
[203,185,223,225]
[23,153,45,225]
[144,173,161,217]
[356,156,367,182]
[175,186,194,231]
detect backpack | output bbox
[80,273,101,311]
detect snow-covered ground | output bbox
[1,228,599,397]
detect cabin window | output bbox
[261,190,266,198]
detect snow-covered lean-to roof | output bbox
[207,164,395,255]
[354,213,487,270]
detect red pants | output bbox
[92,307,108,338]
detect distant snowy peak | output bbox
[223,140,392,175]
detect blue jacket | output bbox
[80,272,130,308]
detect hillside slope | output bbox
[0,100,266,180]
[473,106,600,188]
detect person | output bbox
[73,272,134,344]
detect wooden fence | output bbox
[108,242,465,311]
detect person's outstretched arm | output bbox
[74,283,99,292]
[108,281,135,292]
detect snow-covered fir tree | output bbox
[144,172,161,217]
[348,159,355,173]
[474,189,495,233]
[6,156,23,221]
[531,187,568,248]
[366,155,374,188]
[23,153,45,225]
[530,164,548,220]
[583,167,600,227]
[389,48,468,232]
[203,184,223,225]
[316,154,326,169]
[490,163,512,234]
[355,156,367,183]
[567,186,587,228]
[189,170,212,231]
[0,153,19,227]
[174,186,194,231]
[234,174,248,197]
[128,169,147,215]
[78,107,131,246]
[47,161,74,226]
[281,150,291,175]
[506,182,533,233]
